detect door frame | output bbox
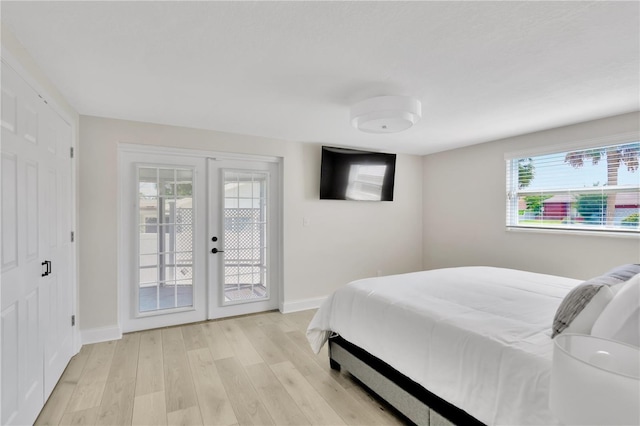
[117,144,283,332]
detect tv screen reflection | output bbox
[345,164,387,201]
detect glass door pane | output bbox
[137,166,194,314]
[222,171,268,304]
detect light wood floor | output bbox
[35,309,407,426]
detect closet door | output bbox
[1,62,74,426]
[41,95,75,398]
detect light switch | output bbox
[303,217,310,227]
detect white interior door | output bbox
[120,149,207,332]
[41,83,75,399]
[207,158,280,319]
[1,61,74,425]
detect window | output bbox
[506,142,639,234]
[138,166,195,313]
[223,171,269,303]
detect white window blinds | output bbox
[506,142,640,234]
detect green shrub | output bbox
[524,195,552,216]
[577,194,607,224]
[622,213,639,227]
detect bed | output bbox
[306,266,585,425]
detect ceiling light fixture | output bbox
[350,95,422,134]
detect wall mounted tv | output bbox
[320,146,396,201]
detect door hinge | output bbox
[71,231,75,242]
[71,315,76,326]
[70,147,74,159]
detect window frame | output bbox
[505,134,640,236]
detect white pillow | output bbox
[591,274,640,347]
[564,285,614,335]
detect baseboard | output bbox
[81,325,122,345]
[80,301,323,342]
[281,296,326,313]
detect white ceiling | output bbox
[2,1,638,155]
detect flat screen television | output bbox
[320,146,396,201]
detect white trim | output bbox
[70,125,81,353]
[281,296,327,313]
[277,160,285,312]
[119,142,280,163]
[516,185,639,196]
[81,326,123,345]
[504,131,640,160]
[117,147,127,336]
[506,227,640,239]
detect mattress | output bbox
[307,266,582,426]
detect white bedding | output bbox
[307,266,581,426]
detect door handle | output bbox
[211,248,224,254]
[41,260,52,276]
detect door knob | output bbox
[211,248,224,254]
[211,236,218,242]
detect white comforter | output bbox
[307,266,581,426]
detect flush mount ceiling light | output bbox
[350,95,422,134]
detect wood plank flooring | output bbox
[35,310,406,426]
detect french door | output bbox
[207,158,280,318]
[1,61,75,425]
[120,151,207,332]
[120,148,280,331]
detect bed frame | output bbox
[328,335,485,426]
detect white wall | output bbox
[422,112,640,280]
[79,116,424,332]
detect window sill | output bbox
[506,226,640,239]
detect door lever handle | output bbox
[211,248,224,254]
[41,260,52,276]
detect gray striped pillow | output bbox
[552,264,640,338]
